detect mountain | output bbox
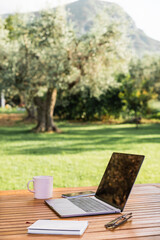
[65,0,160,57]
[1,0,160,57]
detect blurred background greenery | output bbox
[0,0,160,190]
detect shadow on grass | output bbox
[0,123,160,155]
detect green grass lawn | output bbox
[0,121,160,190]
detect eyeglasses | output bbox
[105,212,132,230]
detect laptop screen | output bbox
[96,152,144,211]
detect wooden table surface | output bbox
[0,184,160,240]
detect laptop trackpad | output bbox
[46,199,85,216]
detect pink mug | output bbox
[27,176,53,199]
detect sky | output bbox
[0,0,160,41]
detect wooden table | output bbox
[0,184,160,240]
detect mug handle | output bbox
[27,180,35,193]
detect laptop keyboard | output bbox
[68,197,113,212]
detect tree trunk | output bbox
[45,88,58,132]
[25,105,37,121]
[1,91,5,108]
[33,88,60,133]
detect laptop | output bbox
[45,152,144,217]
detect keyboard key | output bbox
[69,197,112,213]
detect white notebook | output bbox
[28,219,88,235]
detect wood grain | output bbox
[0,184,160,240]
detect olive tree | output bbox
[3,8,129,132]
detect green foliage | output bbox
[118,75,151,118]
[1,6,160,123]
[55,87,122,120]
[0,18,9,85]
[147,100,160,119]
[1,9,76,113]
[55,54,160,121]
[149,57,160,100]
[117,57,157,119]
[0,7,129,130]
[26,8,75,93]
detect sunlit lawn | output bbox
[0,121,160,190]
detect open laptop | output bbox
[45,152,144,217]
